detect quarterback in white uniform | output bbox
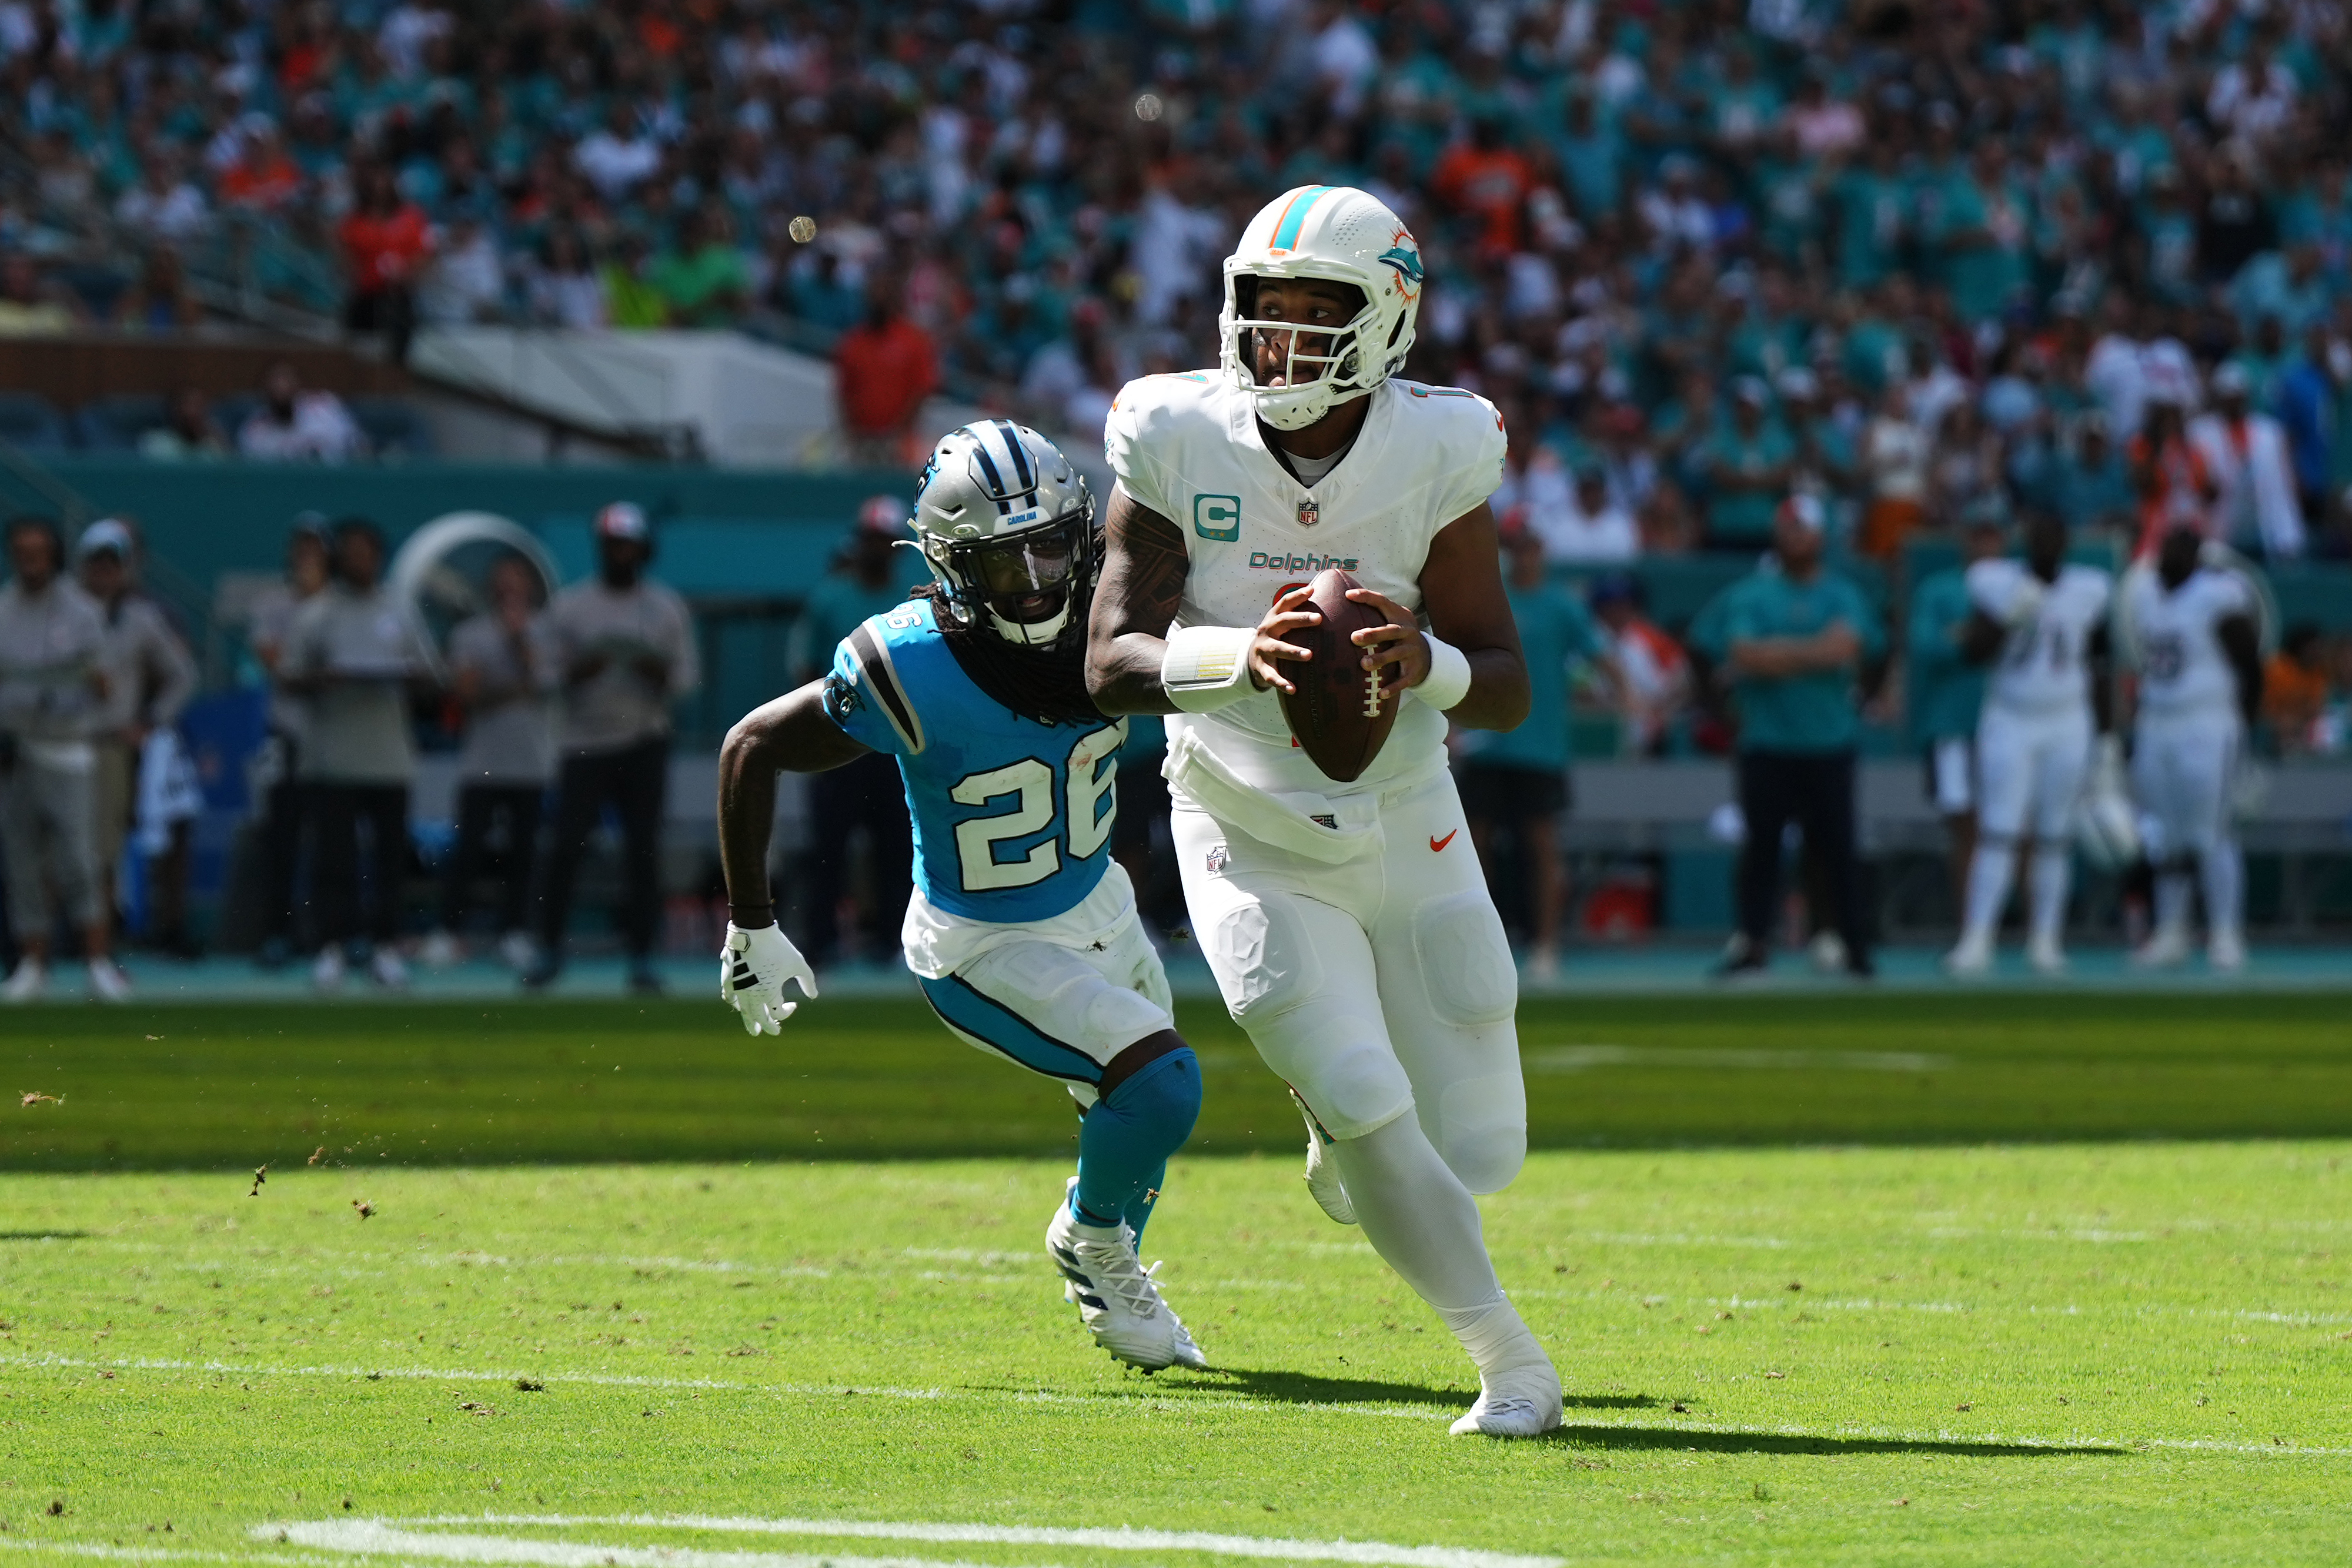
[1947,510,2118,975]
[1084,185,1558,1437]
[2123,526,2265,969]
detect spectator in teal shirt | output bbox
[787,498,929,683]
[1693,379,1796,547]
[1906,511,2005,911]
[1690,494,1882,978]
[792,496,924,967]
[1458,521,1608,979]
[2020,412,2135,534]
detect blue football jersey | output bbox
[821,597,1125,923]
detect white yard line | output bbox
[270,1516,1566,1568]
[0,1542,338,1567]
[265,1521,1037,1568]
[15,1352,2347,1459]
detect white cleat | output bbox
[2025,934,2067,975]
[1943,934,1992,977]
[1292,1089,1355,1226]
[1045,1181,1206,1372]
[86,957,131,1004]
[2,959,48,1003]
[2131,928,2190,969]
[312,947,346,993]
[497,930,539,971]
[1449,1362,1566,1438]
[417,930,462,969]
[369,949,411,990]
[2208,930,2246,972]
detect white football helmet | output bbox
[910,419,1096,647]
[1220,185,1424,431]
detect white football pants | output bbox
[1975,704,2092,843]
[2133,711,2243,940]
[1171,769,1526,1193]
[910,864,1175,1113]
[2132,712,2239,858]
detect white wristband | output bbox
[1162,624,1258,714]
[1417,631,1473,711]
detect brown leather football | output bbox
[1276,567,1399,784]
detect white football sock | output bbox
[1328,1112,1498,1310]
[1961,841,2017,946]
[2201,840,2244,941]
[1436,1295,1552,1380]
[1328,1115,1549,1380]
[2028,847,2072,947]
[2154,870,2193,938]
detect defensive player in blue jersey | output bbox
[714,421,1207,1372]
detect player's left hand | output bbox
[721,922,817,1037]
[1344,586,1429,703]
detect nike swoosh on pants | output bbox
[1429,830,1458,852]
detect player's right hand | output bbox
[720,922,817,1037]
[1247,584,1321,694]
[2003,577,2046,627]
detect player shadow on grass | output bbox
[1020,1366,1657,1412]
[1549,1424,2121,1458]
[0,1231,92,1241]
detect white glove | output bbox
[2000,576,2046,628]
[720,922,817,1037]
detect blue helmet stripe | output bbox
[967,434,1013,514]
[1269,186,1334,250]
[994,419,1035,491]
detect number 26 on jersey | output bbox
[948,721,1126,892]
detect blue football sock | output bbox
[1123,1160,1168,1243]
[1071,1048,1200,1236]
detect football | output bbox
[1277,567,1399,784]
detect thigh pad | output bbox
[1409,888,1518,1026]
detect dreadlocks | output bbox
[915,583,1105,728]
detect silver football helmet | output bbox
[910,420,1095,647]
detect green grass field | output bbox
[6,994,2352,1565]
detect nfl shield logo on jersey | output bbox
[1205,844,1231,874]
[1296,497,1318,528]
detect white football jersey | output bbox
[2126,566,2251,721]
[1968,559,2111,717]
[1106,370,1508,799]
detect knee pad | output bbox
[1207,895,1323,1023]
[1307,1041,1417,1141]
[1101,1048,1202,1144]
[1434,1069,1528,1195]
[1411,890,1517,1026]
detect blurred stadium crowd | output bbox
[8,0,2352,988]
[4,0,2352,561]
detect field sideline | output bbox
[6,994,2351,1564]
[8,993,2352,1169]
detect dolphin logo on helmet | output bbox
[1219,186,1425,432]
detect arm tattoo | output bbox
[1084,484,1190,715]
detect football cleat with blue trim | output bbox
[1045,1178,1206,1372]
